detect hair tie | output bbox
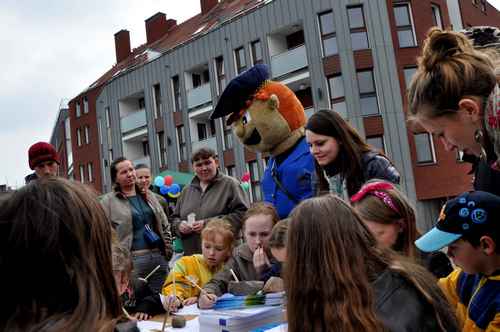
[351,182,399,214]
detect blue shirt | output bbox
[129,195,155,250]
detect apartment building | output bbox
[59,0,500,229]
[49,105,73,179]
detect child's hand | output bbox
[133,312,152,320]
[198,293,217,309]
[253,247,271,273]
[183,296,198,306]
[192,220,205,233]
[178,221,193,234]
[167,296,181,312]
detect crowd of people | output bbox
[2,26,500,332]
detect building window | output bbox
[177,125,187,161]
[223,120,233,150]
[235,47,247,74]
[367,136,385,153]
[393,3,417,48]
[76,101,81,118]
[251,40,263,65]
[347,6,369,51]
[83,96,88,114]
[153,83,162,119]
[248,161,262,202]
[226,165,235,177]
[84,125,90,144]
[138,97,145,110]
[414,133,436,164]
[215,56,226,95]
[327,74,347,118]
[319,10,338,56]
[87,163,93,182]
[108,149,114,164]
[157,131,167,168]
[79,165,85,183]
[431,4,443,29]
[76,128,82,146]
[472,0,479,5]
[403,66,417,90]
[480,0,487,12]
[172,75,181,112]
[105,107,111,128]
[357,69,379,116]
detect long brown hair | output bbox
[0,178,121,332]
[285,195,457,332]
[352,180,419,259]
[407,28,496,120]
[305,109,374,196]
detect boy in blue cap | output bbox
[415,191,500,332]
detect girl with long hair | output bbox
[305,109,400,198]
[286,195,458,332]
[351,180,452,278]
[0,177,132,332]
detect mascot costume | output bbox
[210,64,314,218]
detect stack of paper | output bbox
[213,292,285,310]
[199,306,284,332]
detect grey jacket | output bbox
[100,187,173,260]
[172,172,249,255]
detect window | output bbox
[431,4,443,29]
[172,75,181,112]
[84,125,90,144]
[480,0,487,12]
[251,40,263,65]
[327,74,347,118]
[248,161,262,202]
[105,107,111,128]
[87,163,93,182]
[472,0,480,5]
[153,83,162,119]
[403,66,417,90]
[319,10,338,56]
[192,73,202,88]
[357,70,379,116]
[226,165,235,177]
[177,125,187,161]
[76,101,81,118]
[347,6,369,50]
[108,149,114,164]
[414,133,436,164]
[235,47,247,74]
[197,123,208,141]
[79,165,85,183]
[393,3,417,47]
[138,97,145,109]
[157,131,167,168]
[367,136,385,153]
[76,128,82,146]
[223,119,233,150]
[83,96,89,114]
[215,56,226,95]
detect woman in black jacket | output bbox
[305,109,400,199]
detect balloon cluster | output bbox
[240,171,250,191]
[153,175,181,198]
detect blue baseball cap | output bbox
[209,64,270,123]
[415,191,500,252]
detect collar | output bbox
[270,128,305,157]
[270,136,309,169]
[190,170,222,190]
[236,243,254,262]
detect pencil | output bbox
[230,268,240,282]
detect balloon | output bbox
[160,185,169,195]
[241,172,251,182]
[168,183,181,195]
[154,176,164,187]
[240,182,250,191]
[164,175,174,186]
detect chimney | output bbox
[114,29,131,63]
[145,12,169,44]
[200,0,218,14]
[166,19,177,31]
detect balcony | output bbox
[271,45,308,78]
[191,136,217,153]
[187,83,212,109]
[132,156,151,167]
[121,109,147,133]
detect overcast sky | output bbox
[1,1,499,188]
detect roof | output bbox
[71,0,269,102]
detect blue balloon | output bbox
[154,176,164,187]
[168,183,181,195]
[159,185,169,195]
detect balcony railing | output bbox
[191,136,217,152]
[270,44,308,78]
[121,109,147,133]
[187,83,212,109]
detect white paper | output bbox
[176,303,201,316]
[137,317,200,332]
[137,320,163,331]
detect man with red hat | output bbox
[25,142,60,183]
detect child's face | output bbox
[362,219,400,249]
[447,239,486,274]
[202,234,230,268]
[271,247,286,263]
[244,214,274,253]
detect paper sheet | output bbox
[176,303,201,316]
[137,317,200,332]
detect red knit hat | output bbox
[28,142,60,170]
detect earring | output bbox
[474,129,488,160]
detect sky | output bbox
[0,1,499,188]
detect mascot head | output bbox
[210,64,306,156]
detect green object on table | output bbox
[173,237,183,253]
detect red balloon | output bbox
[164,175,174,186]
[241,172,251,182]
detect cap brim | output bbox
[415,227,462,252]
